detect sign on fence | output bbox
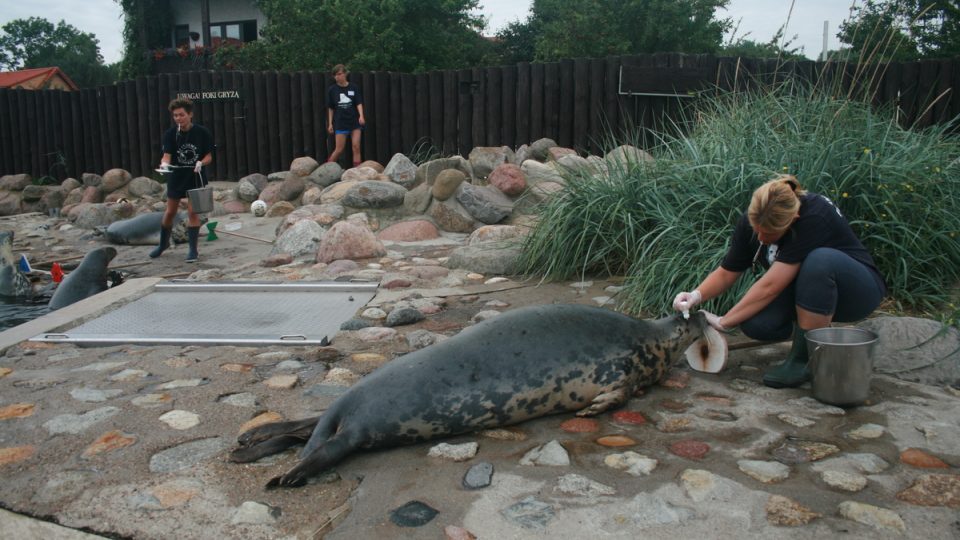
[175,90,242,101]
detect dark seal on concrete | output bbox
[48,247,117,310]
[231,304,707,488]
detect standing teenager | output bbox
[152,97,214,262]
[326,64,365,167]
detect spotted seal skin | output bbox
[48,247,117,310]
[0,230,34,298]
[232,304,707,488]
[104,211,189,245]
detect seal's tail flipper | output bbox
[266,432,356,489]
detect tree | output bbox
[837,1,960,61]
[719,24,807,60]
[115,0,173,79]
[218,0,493,72]
[0,17,115,87]
[525,0,732,61]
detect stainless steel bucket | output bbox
[806,327,878,406]
[187,186,214,213]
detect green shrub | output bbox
[518,82,960,321]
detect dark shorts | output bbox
[740,247,886,341]
[166,171,204,200]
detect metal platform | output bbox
[30,281,378,346]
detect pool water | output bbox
[0,296,50,332]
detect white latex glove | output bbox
[159,161,171,171]
[194,161,203,173]
[700,310,727,332]
[672,289,702,316]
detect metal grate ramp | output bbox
[30,281,378,346]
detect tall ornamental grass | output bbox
[516,83,960,321]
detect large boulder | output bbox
[468,224,524,246]
[432,169,466,201]
[0,174,31,191]
[315,221,386,263]
[403,183,433,214]
[80,186,103,204]
[271,219,325,258]
[277,204,345,236]
[301,186,323,206]
[529,138,558,161]
[341,166,380,183]
[290,156,320,177]
[21,184,47,202]
[383,153,419,189]
[341,181,407,209]
[377,219,440,242]
[258,182,284,205]
[546,147,577,162]
[81,172,103,188]
[63,186,85,207]
[858,316,960,387]
[40,187,66,211]
[277,174,306,202]
[61,177,81,192]
[128,177,164,198]
[0,191,21,216]
[521,160,565,185]
[320,181,355,204]
[237,173,268,202]
[605,144,654,170]
[358,160,384,173]
[308,162,343,187]
[427,197,478,233]
[447,244,521,275]
[101,168,132,193]
[455,183,513,225]
[468,146,514,179]
[488,163,527,197]
[415,156,474,187]
[73,202,136,229]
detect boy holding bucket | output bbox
[152,97,214,262]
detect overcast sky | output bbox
[1,0,858,66]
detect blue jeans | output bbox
[740,248,885,341]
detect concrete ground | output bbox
[1,211,958,539]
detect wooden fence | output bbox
[1,53,958,181]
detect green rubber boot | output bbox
[763,325,812,388]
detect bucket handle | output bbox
[193,165,207,190]
[807,344,822,369]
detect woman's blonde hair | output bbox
[747,175,807,232]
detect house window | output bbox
[209,20,257,47]
[174,25,190,47]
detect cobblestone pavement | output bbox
[1,213,958,539]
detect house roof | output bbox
[0,67,79,90]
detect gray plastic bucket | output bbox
[806,327,878,406]
[187,186,214,213]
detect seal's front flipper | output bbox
[575,383,629,417]
[266,433,356,489]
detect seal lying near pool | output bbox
[0,230,34,298]
[103,211,189,246]
[231,304,708,488]
[48,247,117,310]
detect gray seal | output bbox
[0,230,33,298]
[104,212,188,245]
[231,304,707,488]
[48,247,117,310]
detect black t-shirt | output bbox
[327,82,363,130]
[161,123,214,183]
[721,193,885,290]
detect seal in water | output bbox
[231,304,707,488]
[0,230,34,298]
[104,212,189,246]
[48,247,117,310]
